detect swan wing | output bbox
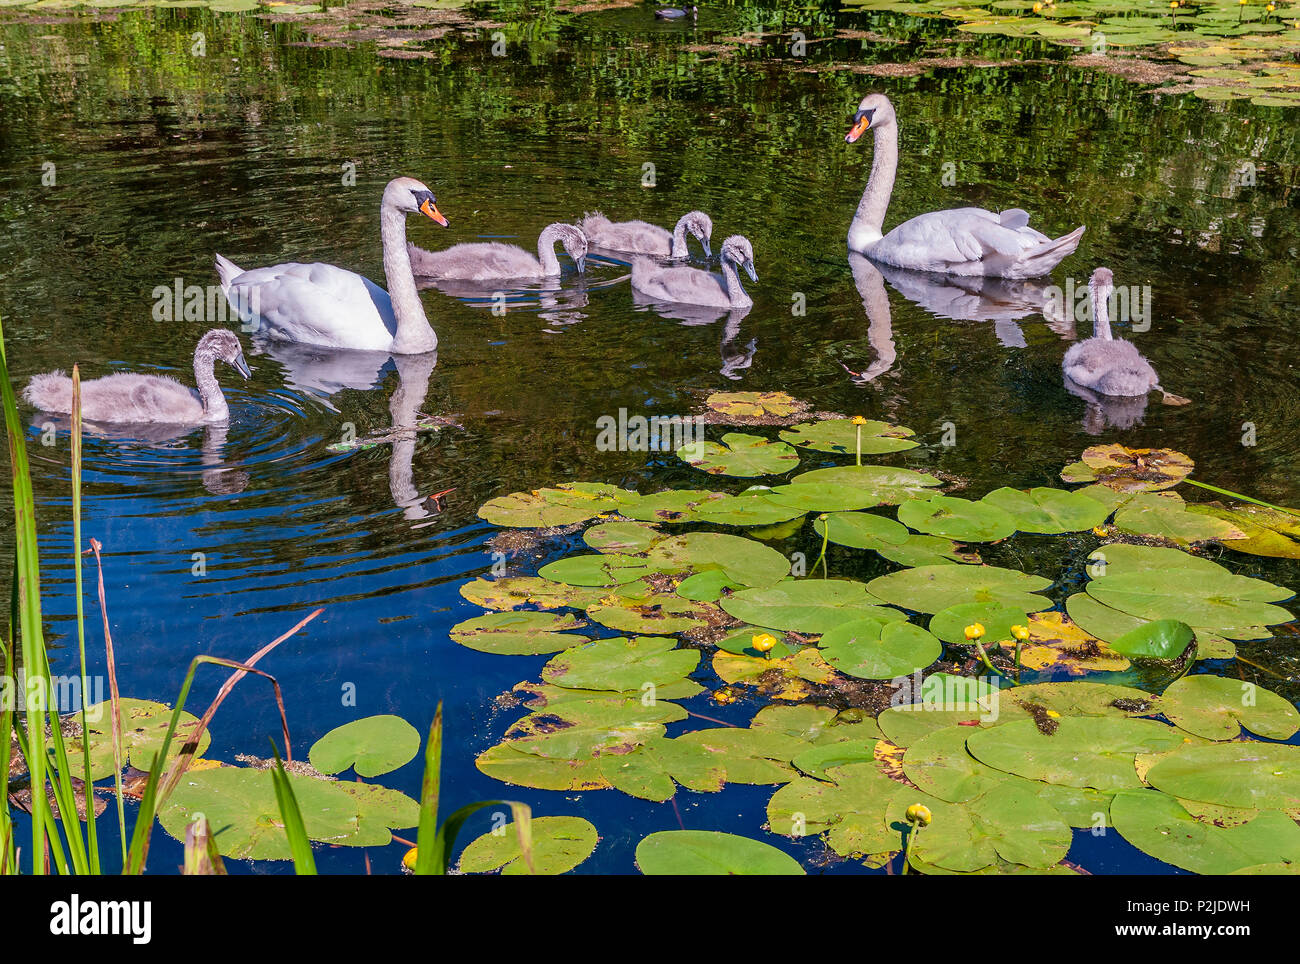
[630,260,728,307]
[408,242,540,281]
[226,261,397,351]
[874,208,1080,278]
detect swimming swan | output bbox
[846,94,1085,278]
[407,223,588,282]
[578,210,713,259]
[630,234,756,308]
[215,177,448,355]
[23,329,250,424]
[1062,267,1188,404]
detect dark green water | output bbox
[1,1,1299,873]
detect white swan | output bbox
[407,223,588,282]
[1062,267,1188,404]
[578,210,713,259]
[630,234,756,308]
[23,329,250,424]
[215,177,447,355]
[846,94,1085,279]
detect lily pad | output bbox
[676,433,800,477]
[541,636,699,692]
[309,715,422,778]
[819,618,943,680]
[458,815,599,876]
[929,602,1028,646]
[1060,444,1193,492]
[64,698,211,778]
[1146,741,1300,810]
[720,578,902,632]
[1161,675,1300,741]
[866,564,1053,614]
[898,495,1017,543]
[705,390,805,420]
[635,830,805,875]
[980,486,1109,534]
[450,611,590,655]
[779,418,917,455]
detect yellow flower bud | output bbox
[402,847,418,871]
[964,623,985,640]
[752,632,778,654]
[905,804,933,827]
[1046,710,1061,719]
[851,415,869,425]
[1011,624,1030,641]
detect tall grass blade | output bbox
[269,742,317,875]
[182,814,226,875]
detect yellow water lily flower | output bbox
[751,632,778,654]
[402,847,418,871]
[1092,526,1109,537]
[1011,624,1030,641]
[851,415,869,425]
[905,804,933,827]
[964,623,986,640]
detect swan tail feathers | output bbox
[23,372,72,414]
[214,254,244,291]
[1018,225,1085,276]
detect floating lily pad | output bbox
[450,611,590,655]
[1060,444,1193,492]
[584,521,662,553]
[1110,618,1194,661]
[903,725,1010,803]
[459,576,605,611]
[1086,565,1292,637]
[64,698,211,779]
[898,495,1017,543]
[1146,741,1300,810]
[791,465,943,504]
[763,482,883,512]
[635,830,805,875]
[967,717,1185,790]
[642,532,790,588]
[720,578,901,633]
[1190,503,1300,559]
[929,601,1028,646]
[779,418,917,456]
[674,727,807,784]
[705,390,805,420]
[621,489,726,523]
[692,492,807,526]
[676,433,800,477]
[766,762,900,857]
[537,636,697,695]
[479,483,640,528]
[1161,675,1300,741]
[819,618,943,680]
[475,743,610,791]
[866,564,1053,614]
[1112,790,1300,875]
[1113,491,1246,543]
[458,815,599,876]
[813,510,910,547]
[980,486,1109,534]
[599,736,727,801]
[309,715,422,778]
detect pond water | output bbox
[2,1,1299,874]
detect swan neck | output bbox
[194,350,228,422]
[536,226,562,276]
[721,258,749,307]
[671,218,689,258]
[1091,283,1114,340]
[850,122,897,249]
[381,202,438,354]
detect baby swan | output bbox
[1062,268,1189,405]
[24,329,250,425]
[578,210,713,259]
[408,223,588,282]
[631,234,757,308]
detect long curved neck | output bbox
[851,255,896,381]
[720,258,749,307]
[671,217,691,258]
[536,226,563,276]
[193,350,228,422]
[381,203,437,354]
[1091,283,1114,340]
[849,122,898,250]
[389,353,436,521]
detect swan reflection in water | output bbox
[632,291,757,380]
[253,340,452,523]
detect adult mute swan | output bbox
[24,329,250,424]
[1062,267,1189,404]
[407,223,588,282]
[215,177,447,355]
[631,235,756,308]
[845,94,1085,279]
[578,210,713,259]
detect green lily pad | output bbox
[450,611,590,655]
[309,715,422,778]
[459,576,604,611]
[903,725,1011,803]
[929,602,1029,646]
[635,830,805,875]
[692,493,808,526]
[620,489,726,523]
[599,736,728,801]
[677,432,800,477]
[584,521,662,553]
[585,593,709,635]
[819,618,943,680]
[790,465,943,504]
[1146,742,1300,810]
[967,717,1185,790]
[898,495,1017,543]
[980,486,1109,534]
[541,636,699,692]
[1086,566,1292,637]
[704,390,806,419]
[479,482,640,528]
[779,418,917,456]
[538,553,657,588]
[1112,789,1300,874]
[876,534,982,567]
[475,743,609,791]
[717,626,797,659]
[642,531,790,588]
[720,578,902,633]
[1189,503,1300,558]
[1161,675,1300,741]
[63,698,211,778]
[502,717,665,760]
[1110,618,1195,660]
[866,564,1053,614]
[458,815,599,875]
[813,510,910,547]
[766,762,900,857]
[673,727,807,784]
[1113,491,1247,543]
[675,569,742,601]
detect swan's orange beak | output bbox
[420,198,449,226]
[846,115,871,144]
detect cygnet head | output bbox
[545,223,590,273]
[197,329,252,379]
[383,176,449,227]
[679,211,714,257]
[721,235,757,283]
[1089,266,1114,293]
[846,93,897,144]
